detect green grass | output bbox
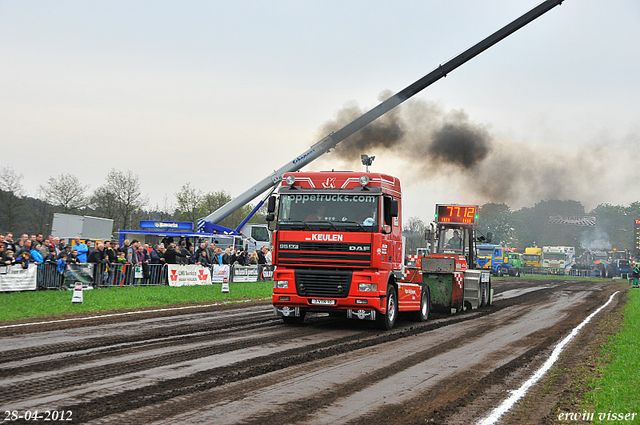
[585,288,640,422]
[0,282,273,322]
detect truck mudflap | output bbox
[346,309,377,321]
[274,306,303,317]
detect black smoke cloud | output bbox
[313,91,638,209]
[319,91,492,172]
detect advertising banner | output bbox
[232,266,259,282]
[231,265,275,282]
[139,220,194,230]
[63,263,95,290]
[0,264,37,292]
[167,264,212,286]
[211,265,230,283]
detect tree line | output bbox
[404,200,640,256]
[2,165,637,255]
[0,167,264,236]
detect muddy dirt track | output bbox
[0,278,626,424]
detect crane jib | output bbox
[200,0,565,227]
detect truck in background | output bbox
[541,246,576,275]
[522,247,542,268]
[508,251,523,273]
[609,248,632,278]
[476,244,516,277]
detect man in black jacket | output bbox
[88,243,109,285]
[163,243,188,264]
[257,247,267,281]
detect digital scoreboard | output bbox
[435,205,478,224]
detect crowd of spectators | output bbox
[1,232,273,285]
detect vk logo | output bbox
[322,178,336,188]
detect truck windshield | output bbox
[544,253,566,261]
[277,193,379,232]
[477,247,494,256]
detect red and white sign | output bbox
[167,264,212,286]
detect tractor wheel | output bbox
[480,281,488,307]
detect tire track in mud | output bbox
[50,284,559,422]
[0,305,276,361]
[0,314,279,378]
[344,282,624,425]
[0,279,614,424]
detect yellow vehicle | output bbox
[522,247,542,268]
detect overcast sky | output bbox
[2,0,639,223]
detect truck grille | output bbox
[295,269,352,298]
[277,241,371,267]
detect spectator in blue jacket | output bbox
[72,237,89,263]
[30,243,45,264]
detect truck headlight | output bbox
[274,280,289,289]
[358,283,377,292]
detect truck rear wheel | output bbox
[412,286,430,322]
[376,286,398,330]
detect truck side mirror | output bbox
[424,229,431,240]
[266,213,275,222]
[267,196,276,214]
[486,232,492,243]
[390,199,399,217]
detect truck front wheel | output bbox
[282,310,306,325]
[377,286,398,330]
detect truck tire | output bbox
[412,286,430,322]
[480,281,488,307]
[282,310,306,325]
[495,266,503,277]
[376,285,398,330]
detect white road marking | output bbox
[477,291,620,425]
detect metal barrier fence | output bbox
[37,263,169,289]
[516,267,603,278]
[36,263,275,290]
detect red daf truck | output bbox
[267,170,428,330]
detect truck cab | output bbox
[476,244,511,277]
[522,247,542,268]
[269,171,412,330]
